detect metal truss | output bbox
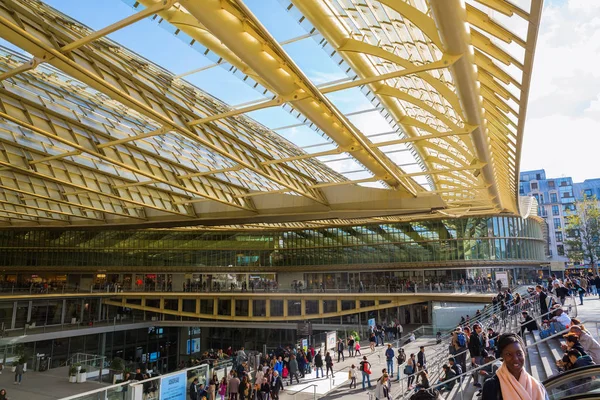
[283,0,542,215]
[0,0,542,229]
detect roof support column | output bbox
[428,0,506,212]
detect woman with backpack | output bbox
[359,356,372,389]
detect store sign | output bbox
[160,371,186,400]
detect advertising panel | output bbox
[496,271,509,289]
[326,331,337,352]
[159,371,187,400]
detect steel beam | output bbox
[429,0,506,212]
[181,0,420,195]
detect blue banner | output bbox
[160,371,187,400]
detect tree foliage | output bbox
[565,195,600,273]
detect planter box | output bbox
[69,375,77,383]
[77,372,87,383]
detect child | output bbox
[348,364,357,389]
[218,377,227,400]
[355,341,361,356]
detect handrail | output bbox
[542,364,600,387]
[390,292,545,398]
[289,383,319,396]
[407,325,575,399]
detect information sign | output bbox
[159,371,186,400]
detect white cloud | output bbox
[522,0,600,182]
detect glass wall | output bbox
[0,216,545,269]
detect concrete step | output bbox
[524,332,535,374]
[525,332,545,382]
[532,330,555,381]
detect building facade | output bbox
[0,215,547,292]
[521,169,600,273]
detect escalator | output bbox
[542,365,600,399]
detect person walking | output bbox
[288,355,300,385]
[417,346,427,371]
[359,356,372,389]
[406,354,416,389]
[348,364,357,389]
[13,362,23,385]
[369,333,376,352]
[396,348,406,380]
[374,373,390,400]
[325,352,334,378]
[314,351,324,378]
[229,372,240,400]
[337,339,345,362]
[238,375,250,400]
[355,340,362,356]
[469,324,485,388]
[270,371,284,400]
[384,344,395,376]
[218,377,227,400]
[347,336,355,357]
[190,378,199,400]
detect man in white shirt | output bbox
[548,308,571,334]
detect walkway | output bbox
[0,366,105,400]
[280,336,436,400]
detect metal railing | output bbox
[290,383,319,400]
[398,325,576,400]
[389,289,543,399]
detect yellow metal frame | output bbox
[0,0,543,229]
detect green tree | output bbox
[565,195,600,275]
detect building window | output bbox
[536,173,542,180]
[554,218,561,229]
[531,182,538,190]
[548,249,553,256]
[555,232,563,242]
[552,205,559,215]
[563,192,573,198]
[584,189,593,197]
[548,181,555,188]
[533,194,539,203]
[550,193,558,203]
[560,181,568,187]
[539,194,544,204]
[520,184,524,194]
[557,245,564,256]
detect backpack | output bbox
[360,362,364,371]
[457,333,466,347]
[397,353,406,364]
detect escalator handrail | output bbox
[542,364,600,388]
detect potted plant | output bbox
[110,357,125,384]
[69,366,77,383]
[77,367,87,383]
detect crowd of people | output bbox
[181,272,600,400]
